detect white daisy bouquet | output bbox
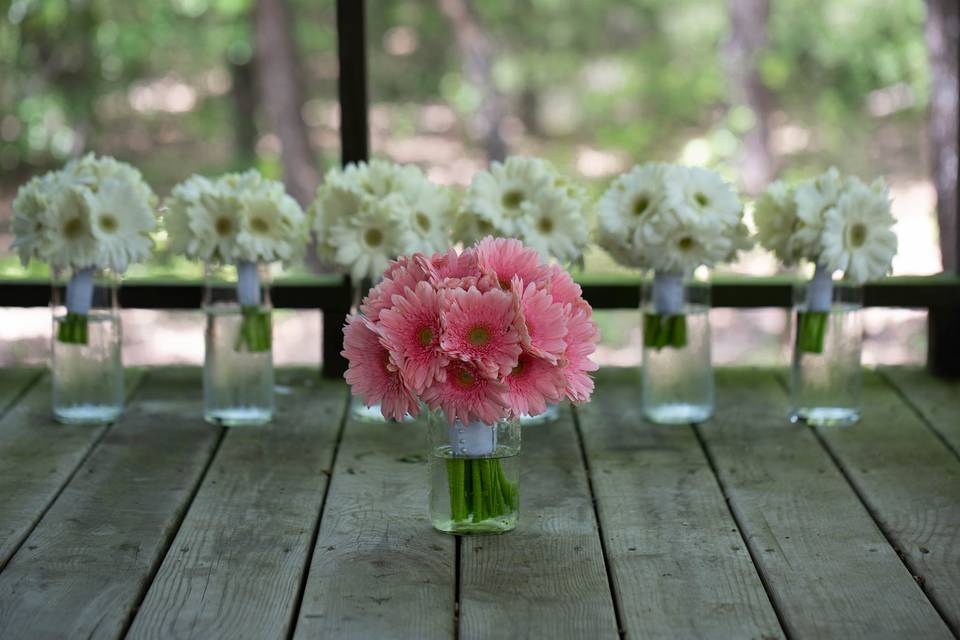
[595,163,750,349]
[309,159,455,283]
[164,169,309,352]
[454,156,591,266]
[10,153,158,344]
[754,168,897,353]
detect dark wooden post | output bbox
[322,0,369,379]
[926,0,960,378]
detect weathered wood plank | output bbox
[881,367,960,457]
[0,368,41,418]
[576,368,783,639]
[0,369,144,568]
[0,369,221,640]
[458,405,620,639]
[293,412,455,639]
[701,369,952,639]
[126,372,348,640]
[810,370,960,633]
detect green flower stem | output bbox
[57,312,89,345]
[644,313,688,350]
[797,311,829,354]
[234,306,272,352]
[446,457,517,526]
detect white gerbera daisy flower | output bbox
[164,175,215,257]
[461,156,552,237]
[330,194,414,282]
[397,168,455,253]
[792,167,843,258]
[753,180,801,265]
[189,186,244,262]
[82,177,156,272]
[597,162,669,240]
[237,187,308,263]
[517,183,589,265]
[10,173,59,265]
[665,166,741,227]
[820,180,897,284]
[64,153,158,209]
[42,185,101,270]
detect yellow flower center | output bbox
[477,219,494,234]
[501,189,524,209]
[678,236,695,251]
[453,366,477,389]
[417,326,434,346]
[364,228,384,248]
[537,217,554,233]
[63,217,84,239]
[415,212,431,232]
[632,194,650,216]
[215,216,233,236]
[98,213,118,233]
[694,192,709,207]
[468,326,490,346]
[849,223,867,248]
[250,216,270,234]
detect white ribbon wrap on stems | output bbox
[806,264,834,313]
[236,260,261,307]
[449,419,497,456]
[652,271,684,315]
[65,267,96,315]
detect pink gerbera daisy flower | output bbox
[359,262,424,321]
[543,263,583,308]
[422,360,510,425]
[475,236,543,290]
[440,286,522,378]
[416,247,480,282]
[342,314,419,420]
[505,351,564,417]
[378,281,448,393]
[559,305,600,403]
[512,277,568,364]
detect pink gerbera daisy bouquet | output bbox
[342,236,599,533]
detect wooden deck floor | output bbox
[0,367,957,639]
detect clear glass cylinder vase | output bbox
[641,271,714,424]
[50,267,124,424]
[428,409,521,535]
[203,261,274,426]
[789,276,863,426]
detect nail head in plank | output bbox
[293,410,455,639]
[576,368,783,639]
[458,404,620,639]
[0,369,144,568]
[701,369,952,639]
[126,372,348,640]
[810,370,960,632]
[0,368,221,640]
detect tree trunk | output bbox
[436,0,507,162]
[230,59,258,165]
[723,0,775,195]
[253,0,320,206]
[925,0,959,272]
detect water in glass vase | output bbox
[790,301,862,427]
[642,303,713,424]
[429,444,519,535]
[52,312,124,424]
[204,306,274,426]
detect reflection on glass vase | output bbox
[203,261,274,426]
[641,271,714,424]
[428,409,520,535]
[789,268,863,426]
[50,267,124,424]
[517,403,561,425]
